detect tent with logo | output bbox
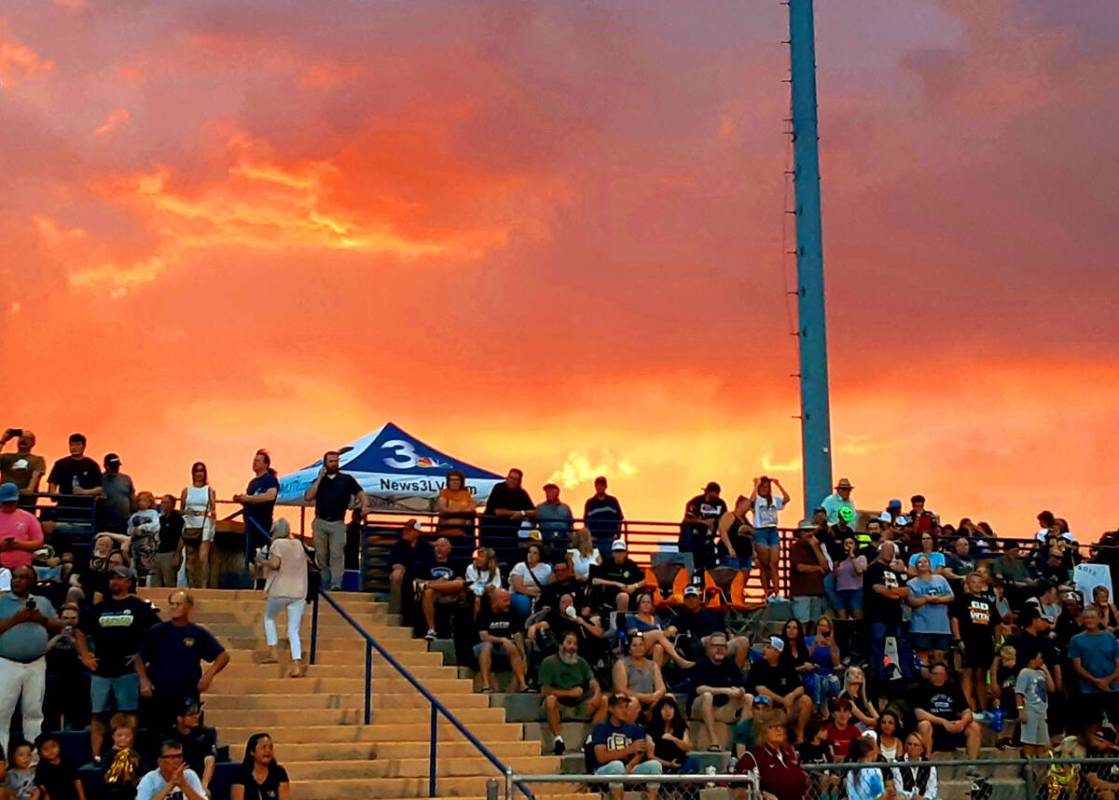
[276,422,505,512]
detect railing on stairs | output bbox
[309,588,535,800]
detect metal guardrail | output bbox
[307,586,535,800]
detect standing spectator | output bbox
[716,496,754,571]
[99,455,135,535]
[645,696,699,774]
[139,590,230,728]
[304,450,368,591]
[388,520,433,619]
[737,710,808,800]
[0,430,45,501]
[46,434,103,529]
[1006,607,1063,708]
[951,572,1000,712]
[901,495,939,549]
[820,478,855,527]
[612,633,667,721]
[590,541,644,621]
[566,529,601,585]
[864,542,913,684]
[43,604,88,733]
[914,663,981,758]
[589,693,662,800]
[789,527,828,627]
[891,734,940,800]
[126,493,160,583]
[906,555,954,666]
[163,699,217,795]
[255,520,308,677]
[540,631,605,755]
[435,470,476,556]
[680,482,726,573]
[689,631,751,750]
[906,533,946,576]
[942,537,976,585]
[536,484,574,560]
[750,476,791,599]
[480,469,536,566]
[135,740,206,800]
[230,733,289,800]
[233,450,279,565]
[416,538,466,640]
[508,543,553,619]
[152,496,183,590]
[833,535,867,620]
[1069,606,1119,734]
[0,483,44,571]
[33,733,85,800]
[180,463,216,589]
[747,636,811,744]
[1015,643,1055,758]
[0,566,61,756]
[584,477,624,554]
[474,589,527,694]
[1091,586,1119,632]
[991,541,1037,605]
[76,566,160,759]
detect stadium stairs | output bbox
[137,588,578,800]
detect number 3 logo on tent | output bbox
[381,439,419,469]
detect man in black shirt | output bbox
[46,433,102,533]
[304,451,369,591]
[164,697,217,794]
[417,537,466,640]
[679,483,726,572]
[863,542,914,684]
[688,631,750,749]
[75,565,161,759]
[583,476,624,554]
[153,496,184,589]
[673,586,751,668]
[233,449,279,564]
[480,469,536,567]
[389,520,434,619]
[474,589,527,693]
[591,540,644,619]
[746,636,812,743]
[914,663,980,758]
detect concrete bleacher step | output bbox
[282,755,558,780]
[289,776,576,800]
[204,691,493,711]
[220,662,457,680]
[206,706,510,727]
[223,647,447,666]
[217,722,532,744]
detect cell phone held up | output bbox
[4,428,22,439]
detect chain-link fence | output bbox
[508,758,1119,800]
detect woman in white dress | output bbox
[180,461,216,588]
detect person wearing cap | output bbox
[879,499,904,530]
[671,585,752,669]
[1084,725,1119,798]
[388,519,435,619]
[746,636,811,744]
[0,429,45,501]
[584,477,624,555]
[163,697,217,794]
[304,450,368,591]
[76,563,160,759]
[590,539,644,620]
[98,454,136,536]
[749,476,791,599]
[0,565,63,756]
[536,483,574,560]
[588,692,662,800]
[688,631,752,750]
[680,482,727,573]
[820,478,855,528]
[0,483,44,571]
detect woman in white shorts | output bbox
[180,461,216,588]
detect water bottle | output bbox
[71,476,79,492]
[704,765,718,788]
[992,699,1004,733]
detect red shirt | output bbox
[824,721,860,760]
[740,744,808,800]
[0,508,43,569]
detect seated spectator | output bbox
[778,619,815,691]
[1055,590,1084,648]
[690,631,752,750]
[230,733,289,800]
[33,734,84,800]
[584,476,624,555]
[591,540,644,622]
[589,693,662,800]
[474,589,527,694]
[566,529,601,586]
[536,483,573,559]
[625,593,693,669]
[255,519,309,676]
[876,710,903,761]
[126,492,160,583]
[839,666,879,730]
[942,537,975,584]
[135,740,205,800]
[612,633,666,721]
[1084,725,1119,800]
[527,592,608,675]
[1037,539,1075,585]
[736,709,808,800]
[43,603,89,733]
[508,543,552,619]
[540,631,605,755]
[914,663,980,758]
[164,698,217,795]
[415,537,467,640]
[891,734,939,800]
[101,714,141,797]
[906,533,945,577]
[789,527,828,627]
[951,572,1000,713]
[715,496,754,571]
[806,617,842,709]
[388,520,433,620]
[4,740,35,800]
[672,586,750,669]
[832,534,867,620]
[1091,585,1119,632]
[990,541,1036,603]
[0,483,44,572]
[825,698,860,760]
[906,555,954,666]
[845,734,887,800]
[644,696,698,774]
[748,636,811,744]
[797,719,838,800]
[537,560,583,612]
[152,496,183,589]
[68,534,115,606]
[464,548,502,608]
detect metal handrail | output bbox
[309,587,535,800]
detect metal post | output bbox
[505,769,513,800]
[309,592,319,665]
[429,703,438,797]
[788,0,834,518]
[364,641,373,725]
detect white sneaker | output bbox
[424,629,437,641]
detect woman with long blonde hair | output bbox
[840,665,878,729]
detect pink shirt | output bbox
[0,508,43,569]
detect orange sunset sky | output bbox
[2,1,1117,536]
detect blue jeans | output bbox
[869,621,914,682]
[823,572,841,613]
[718,556,753,572]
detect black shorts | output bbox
[932,727,965,752]
[1074,692,1119,731]
[962,644,994,669]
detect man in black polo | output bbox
[304,451,369,591]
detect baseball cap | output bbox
[542,482,559,491]
[767,636,785,653]
[704,481,721,493]
[0,482,18,503]
[110,565,136,579]
[835,478,853,490]
[611,540,628,552]
[683,585,701,598]
[179,697,203,715]
[861,729,879,742]
[103,453,121,467]
[887,499,902,510]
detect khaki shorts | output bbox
[541,696,593,721]
[691,694,741,722]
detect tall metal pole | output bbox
[788,0,834,518]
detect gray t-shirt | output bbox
[1015,667,1048,718]
[0,593,57,662]
[623,656,657,695]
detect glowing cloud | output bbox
[93,108,130,137]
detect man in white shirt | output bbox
[136,740,207,800]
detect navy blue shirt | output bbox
[590,721,647,768]
[243,472,280,536]
[584,495,624,539]
[141,621,225,695]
